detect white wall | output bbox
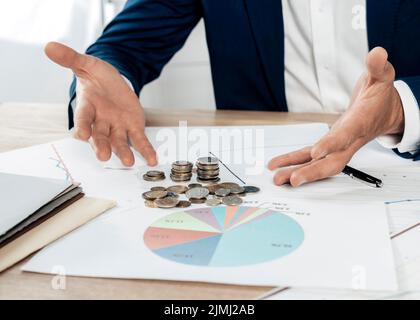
[0,0,103,104]
[0,0,215,110]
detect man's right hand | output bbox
[45,41,157,167]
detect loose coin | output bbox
[166,191,179,198]
[205,198,222,206]
[146,170,165,177]
[190,198,207,204]
[150,186,166,191]
[144,200,157,208]
[222,195,243,206]
[166,185,188,194]
[243,186,260,193]
[230,186,245,194]
[177,200,192,208]
[188,183,202,189]
[206,184,221,194]
[142,190,168,200]
[185,187,209,199]
[215,188,231,197]
[154,197,179,208]
[143,173,165,181]
[218,182,240,189]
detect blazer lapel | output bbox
[367,0,400,56]
[243,0,287,110]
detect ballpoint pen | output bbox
[342,165,383,188]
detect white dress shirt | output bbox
[282,0,420,153]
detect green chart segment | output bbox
[144,206,304,267]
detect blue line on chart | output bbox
[385,199,420,205]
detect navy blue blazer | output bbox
[69,0,420,159]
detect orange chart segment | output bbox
[224,206,239,229]
[144,227,221,250]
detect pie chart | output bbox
[144,206,304,267]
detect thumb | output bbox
[366,47,395,83]
[44,42,95,76]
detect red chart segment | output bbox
[144,227,220,250]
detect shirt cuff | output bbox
[376,80,420,153]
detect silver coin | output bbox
[155,197,179,208]
[215,188,231,197]
[188,183,202,188]
[177,200,192,208]
[185,187,209,199]
[142,190,168,200]
[143,174,165,181]
[243,186,260,193]
[172,160,193,167]
[205,198,222,206]
[166,185,189,194]
[222,195,243,206]
[166,191,179,198]
[150,186,167,191]
[230,186,245,194]
[146,170,165,177]
[197,156,219,166]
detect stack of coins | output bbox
[196,156,220,183]
[143,170,165,181]
[170,161,193,182]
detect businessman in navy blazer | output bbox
[45,0,420,186]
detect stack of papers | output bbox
[0,172,83,248]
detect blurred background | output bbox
[0,0,215,109]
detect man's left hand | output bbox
[268,47,405,187]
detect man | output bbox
[45,0,420,187]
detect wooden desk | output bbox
[0,103,338,300]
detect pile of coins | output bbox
[142,170,165,181]
[142,181,260,209]
[196,157,220,183]
[170,161,193,182]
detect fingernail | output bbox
[296,179,306,187]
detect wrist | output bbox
[389,87,405,134]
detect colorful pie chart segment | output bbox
[144,206,304,267]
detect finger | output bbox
[91,122,111,161]
[273,164,310,186]
[44,42,96,76]
[110,128,135,167]
[310,122,360,160]
[268,147,312,170]
[128,129,157,166]
[290,150,355,187]
[366,47,395,83]
[73,96,94,141]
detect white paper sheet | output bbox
[263,221,420,300]
[0,123,416,290]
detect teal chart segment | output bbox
[144,206,304,267]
